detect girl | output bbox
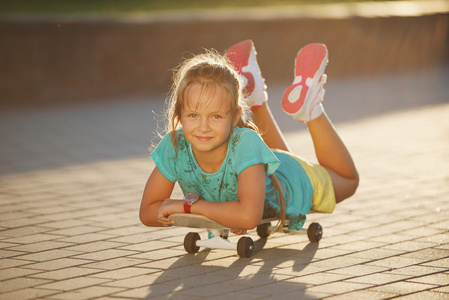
[140,40,359,235]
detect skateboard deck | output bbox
[169,213,228,230]
[169,213,276,230]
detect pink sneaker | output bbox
[226,40,267,110]
[281,43,328,122]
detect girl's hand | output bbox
[231,228,247,235]
[157,199,183,227]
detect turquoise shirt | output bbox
[151,127,313,230]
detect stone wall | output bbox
[1,13,448,110]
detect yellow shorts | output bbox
[291,156,336,213]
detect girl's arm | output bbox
[139,166,176,227]
[156,164,267,230]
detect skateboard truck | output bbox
[183,228,255,258]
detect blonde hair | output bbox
[165,49,286,232]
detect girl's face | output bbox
[180,83,241,162]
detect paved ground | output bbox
[1,61,448,299]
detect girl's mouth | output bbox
[196,136,213,142]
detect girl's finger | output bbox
[158,216,174,227]
[231,229,247,235]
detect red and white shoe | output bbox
[226,40,267,110]
[281,43,328,122]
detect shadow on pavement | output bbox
[142,241,318,299]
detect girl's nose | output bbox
[198,117,211,132]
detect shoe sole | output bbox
[226,40,255,99]
[281,43,328,116]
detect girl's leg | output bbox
[307,113,359,202]
[281,43,358,203]
[254,99,359,203]
[226,40,290,151]
[251,103,291,152]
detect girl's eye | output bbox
[188,113,197,118]
[212,115,222,119]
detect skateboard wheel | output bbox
[184,232,200,254]
[307,222,322,242]
[237,236,254,258]
[256,223,271,239]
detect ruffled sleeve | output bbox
[150,132,178,182]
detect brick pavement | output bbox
[1,66,449,299]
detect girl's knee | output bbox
[335,177,359,203]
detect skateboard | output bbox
[169,213,323,258]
